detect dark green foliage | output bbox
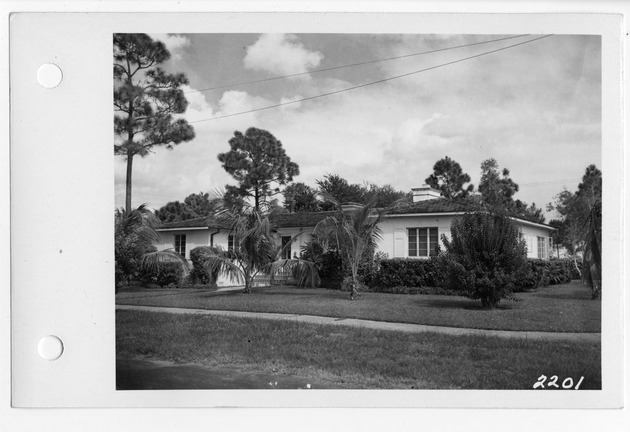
[340,276,368,294]
[442,212,528,308]
[514,259,579,291]
[363,183,412,208]
[356,251,388,287]
[513,200,546,224]
[316,174,366,207]
[218,127,299,210]
[300,240,344,289]
[283,182,320,212]
[425,156,474,199]
[313,197,385,300]
[547,165,601,299]
[114,205,160,291]
[370,257,449,290]
[139,262,184,287]
[547,165,602,259]
[315,174,410,210]
[478,158,519,210]
[189,247,219,287]
[155,192,214,223]
[370,285,460,296]
[114,33,195,212]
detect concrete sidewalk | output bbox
[116,304,600,343]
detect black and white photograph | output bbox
[5,7,627,431]
[113,32,603,391]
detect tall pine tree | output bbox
[114,34,195,212]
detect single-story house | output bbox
[155,185,556,283]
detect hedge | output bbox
[514,258,580,291]
[370,257,448,291]
[369,257,580,295]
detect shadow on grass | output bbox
[420,298,520,311]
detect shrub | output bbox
[340,275,368,294]
[358,251,388,287]
[371,256,448,290]
[139,262,184,288]
[189,247,219,287]
[301,240,345,289]
[442,212,528,308]
[369,285,460,296]
[514,259,577,291]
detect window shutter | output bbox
[394,229,405,258]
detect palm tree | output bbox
[201,204,318,294]
[115,204,189,292]
[313,195,385,300]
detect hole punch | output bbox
[36,63,63,89]
[37,335,64,361]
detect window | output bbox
[408,228,439,257]
[174,234,186,257]
[281,236,292,260]
[228,235,234,252]
[537,236,548,259]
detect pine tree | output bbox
[425,156,474,199]
[114,34,195,212]
[218,127,299,211]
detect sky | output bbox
[114,33,601,220]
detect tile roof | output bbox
[157,215,231,230]
[386,198,478,215]
[156,199,553,230]
[270,211,337,228]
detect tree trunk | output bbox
[254,187,260,212]
[243,275,252,294]
[125,152,134,213]
[349,272,359,300]
[573,255,582,279]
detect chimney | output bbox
[340,202,364,212]
[412,184,442,202]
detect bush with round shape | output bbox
[442,211,528,309]
[189,246,220,287]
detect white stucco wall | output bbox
[154,227,316,286]
[273,227,313,258]
[519,222,555,259]
[152,214,556,287]
[376,214,555,260]
[155,228,213,259]
[376,214,457,258]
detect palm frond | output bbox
[141,249,190,273]
[268,258,320,288]
[202,248,246,285]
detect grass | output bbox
[116,281,601,332]
[116,310,601,390]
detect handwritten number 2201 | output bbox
[533,375,584,389]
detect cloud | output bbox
[115,34,601,222]
[149,33,190,60]
[243,34,323,76]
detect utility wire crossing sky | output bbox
[185,34,530,94]
[189,35,552,123]
[115,33,601,220]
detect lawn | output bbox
[116,309,601,390]
[116,280,601,332]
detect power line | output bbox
[519,178,581,187]
[186,34,530,94]
[190,35,553,124]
